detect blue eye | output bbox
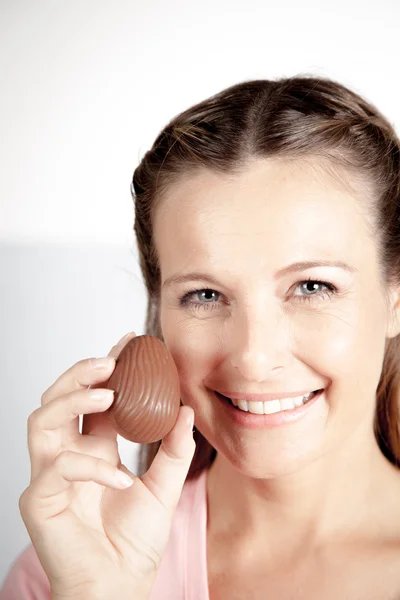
[178,279,338,311]
[295,280,337,300]
[179,288,221,311]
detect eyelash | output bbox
[178,278,338,312]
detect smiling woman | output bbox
[4,76,400,600]
[131,76,400,598]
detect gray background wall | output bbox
[0,242,146,584]
[1,0,400,588]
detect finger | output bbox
[41,333,136,407]
[41,357,116,407]
[36,354,114,471]
[82,332,137,438]
[36,356,115,453]
[19,451,136,523]
[141,406,196,513]
[28,388,115,480]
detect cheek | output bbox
[298,303,387,384]
[160,314,221,405]
[300,315,361,377]
[161,304,219,363]
[298,302,387,433]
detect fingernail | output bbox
[115,470,134,488]
[92,357,115,369]
[89,389,114,402]
[186,409,195,429]
[120,332,136,344]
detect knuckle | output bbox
[85,357,96,369]
[160,440,184,462]
[18,491,26,512]
[18,488,31,513]
[27,409,40,431]
[67,358,88,378]
[75,357,88,368]
[54,450,74,470]
[40,390,50,406]
[93,456,105,471]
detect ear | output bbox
[385,287,400,339]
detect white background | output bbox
[1,0,399,587]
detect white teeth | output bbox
[230,392,317,415]
[293,396,305,407]
[280,398,296,411]
[264,399,281,414]
[248,401,264,414]
[237,400,249,412]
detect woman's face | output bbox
[154,158,398,478]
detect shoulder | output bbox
[0,544,50,599]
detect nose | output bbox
[226,303,289,382]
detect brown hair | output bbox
[132,75,400,479]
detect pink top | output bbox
[0,469,209,600]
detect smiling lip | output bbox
[216,389,320,402]
[213,389,324,428]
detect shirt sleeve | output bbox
[0,545,51,600]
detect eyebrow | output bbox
[162,260,358,289]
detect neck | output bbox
[207,425,399,563]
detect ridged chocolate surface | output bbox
[105,335,181,443]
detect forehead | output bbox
[153,158,373,274]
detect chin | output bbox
[218,443,324,480]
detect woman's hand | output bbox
[19,333,196,600]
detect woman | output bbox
[2,75,400,599]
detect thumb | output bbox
[140,406,196,512]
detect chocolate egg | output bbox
[105,335,181,443]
